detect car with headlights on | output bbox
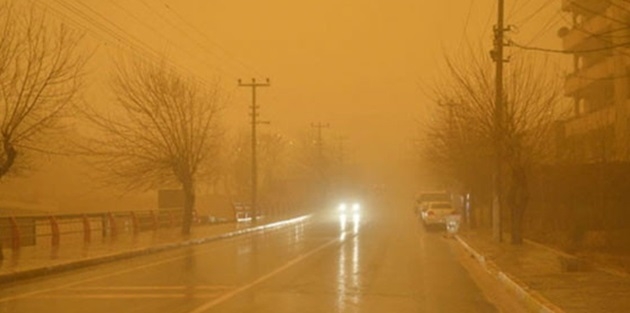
[337,201,361,216]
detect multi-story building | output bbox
[558,0,630,163]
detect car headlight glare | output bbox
[339,203,347,212]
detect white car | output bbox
[420,201,456,227]
[414,191,449,215]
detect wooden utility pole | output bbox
[238,78,270,221]
[491,0,508,242]
[311,122,330,202]
[335,135,348,164]
[311,122,330,160]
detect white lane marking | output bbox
[30,293,225,299]
[0,253,198,303]
[63,285,233,291]
[0,218,311,303]
[188,236,340,313]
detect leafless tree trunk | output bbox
[81,58,223,235]
[422,49,562,244]
[0,2,85,260]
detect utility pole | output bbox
[311,122,330,202]
[311,122,330,159]
[335,135,348,165]
[491,0,509,242]
[238,78,270,222]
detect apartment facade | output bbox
[558,0,630,163]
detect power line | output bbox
[557,6,630,58]
[568,72,630,81]
[512,0,555,26]
[512,3,630,56]
[606,0,630,16]
[134,0,242,76]
[481,1,498,40]
[520,9,564,48]
[105,0,224,76]
[155,0,264,77]
[572,1,629,28]
[43,0,213,87]
[508,0,532,19]
[458,0,474,52]
[510,40,630,53]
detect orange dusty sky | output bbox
[41,0,566,180]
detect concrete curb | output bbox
[455,235,565,313]
[0,215,311,284]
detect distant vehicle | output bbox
[414,191,450,215]
[420,201,456,227]
[337,201,361,216]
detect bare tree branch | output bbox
[421,48,566,244]
[80,57,223,234]
[0,2,86,179]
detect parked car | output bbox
[414,191,450,215]
[420,201,456,227]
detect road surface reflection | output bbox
[337,212,361,311]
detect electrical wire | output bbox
[558,10,630,58]
[155,0,264,77]
[45,0,214,87]
[512,0,555,27]
[135,0,246,76]
[457,0,474,52]
[104,0,235,77]
[510,40,630,53]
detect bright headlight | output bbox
[339,203,347,212]
[352,203,360,212]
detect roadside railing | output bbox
[0,209,190,252]
[0,199,306,260]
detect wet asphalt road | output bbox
[0,205,498,313]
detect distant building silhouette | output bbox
[558,1,630,163]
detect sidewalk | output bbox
[0,215,309,284]
[457,231,630,313]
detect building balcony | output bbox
[564,57,614,97]
[563,106,615,137]
[560,14,611,51]
[562,0,610,13]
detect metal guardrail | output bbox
[0,198,305,261]
[0,209,188,251]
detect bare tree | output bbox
[0,2,85,178]
[258,132,290,201]
[224,130,291,212]
[223,132,250,202]
[423,50,563,244]
[82,59,222,235]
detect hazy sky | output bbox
[41,0,566,180]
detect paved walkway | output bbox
[0,215,309,283]
[458,231,630,313]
